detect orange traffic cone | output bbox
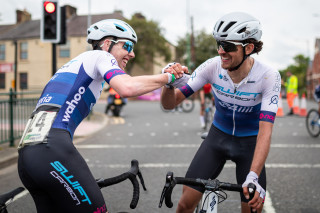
[299,93,307,117]
[276,94,284,117]
[293,95,300,115]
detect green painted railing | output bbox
[0,89,40,147]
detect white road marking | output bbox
[76,143,320,149]
[88,163,320,169]
[265,190,276,213]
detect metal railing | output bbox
[0,89,40,147]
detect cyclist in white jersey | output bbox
[17,19,186,213]
[161,12,281,213]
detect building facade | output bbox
[307,38,320,99]
[0,6,175,94]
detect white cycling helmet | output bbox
[87,19,138,44]
[213,12,262,41]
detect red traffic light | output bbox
[44,1,56,13]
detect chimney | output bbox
[16,9,31,24]
[64,5,77,19]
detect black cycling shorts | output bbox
[185,125,266,202]
[18,128,107,213]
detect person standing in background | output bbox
[285,71,298,115]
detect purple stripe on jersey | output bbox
[104,69,126,84]
[179,84,194,98]
[259,111,276,123]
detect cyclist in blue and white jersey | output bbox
[17,19,186,213]
[161,12,281,213]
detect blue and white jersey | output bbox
[179,56,281,137]
[35,50,126,137]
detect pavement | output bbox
[0,111,109,170]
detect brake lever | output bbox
[159,171,175,208]
[137,170,147,191]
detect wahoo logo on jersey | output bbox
[62,86,86,122]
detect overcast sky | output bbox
[1,0,320,71]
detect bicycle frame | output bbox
[195,190,219,213]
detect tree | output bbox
[125,14,171,74]
[176,29,218,72]
[280,54,310,95]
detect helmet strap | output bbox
[228,47,249,72]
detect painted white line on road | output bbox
[89,163,320,169]
[265,190,276,213]
[76,143,320,149]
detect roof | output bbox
[0,12,125,41]
[68,13,125,37]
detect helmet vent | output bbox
[217,21,224,32]
[116,26,125,32]
[94,26,99,30]
[132,34,136,39]
[237,27,246,34]
[223,21,237,32]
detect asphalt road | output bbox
[0,99,319,213]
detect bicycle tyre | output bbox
[306,109,320,137]
[181,99,195,113]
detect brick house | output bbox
[306,38,320,99]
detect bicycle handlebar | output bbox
[0,187,25,208]
[96,159,147,209]
[159,171,256,209]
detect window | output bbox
[0,73,5,89]
[0,44,5,60]
[20,42,28,60]
[20,73,28,90]
[59,40,70,58]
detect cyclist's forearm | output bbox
[250,121,273,175]
[161,87,176,109]
[110,74,169,97]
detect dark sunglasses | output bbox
[216,40,247,52]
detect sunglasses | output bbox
[216,40,248,52]
[110,39,134,53]
[101,39,134,53]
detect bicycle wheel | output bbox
[181,99,195,113]
[306,109,320,137]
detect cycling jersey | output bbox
[35,50,126,138]
[179,56,281,136]
[203,83,212,94]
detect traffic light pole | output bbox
[52,43,56,76]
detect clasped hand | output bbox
[162,62,190,88]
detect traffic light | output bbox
[58,6,67,45]
[41,0,60,43]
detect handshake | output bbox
[162,62,190,88]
